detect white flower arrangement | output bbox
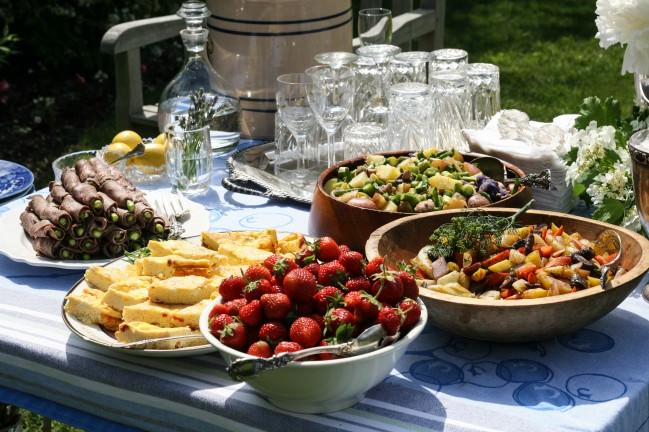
[563,97,648,231]
[595,0,649,75]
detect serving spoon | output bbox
[226,324,398,381]
[109,142,146,165]
[592,229,623,289]
[471,155,552,189]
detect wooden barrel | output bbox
[206,0,352,140]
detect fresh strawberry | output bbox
[355,292,381,323]
[313,286,344,314]
[365,256,384,278]
[338,250,365,276]
[283,268,318,304]
[247,340,272,358]
[325,307,355,338]
[398,270,419,299]
[219,275,246,302]
[243,279,273,302]
[338,244,351,254]
[219,321,248,350]
[377,305,401,336]
[208,302,230,319]
[295,248,317,267]
[263,254,298,282]
[238,299,263,327]
[268,284,283,294]
[309,313,325,330]
[343,290,363,312]
[289,316,322,348]
[244,264,272,282]
[315,236,341,262]
[317,260,348,286]
[222,298,248,315]
[344,275,372,292]
[302,262,320,277]
[258,321,288,346]
[370,271,404,305]
[209,313,234,335]
[398,298,421,330]
[274,341,303,354]
[260,292,293,320]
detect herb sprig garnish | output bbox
[124,247,151,264]
[179,88,217,130]
[426,200,534,260]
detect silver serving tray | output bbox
[222,142,313,204]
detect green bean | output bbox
[74,226,85,237]
[126,199,135,212]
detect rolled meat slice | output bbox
[69,222,87,239]
[102,242,124,258]
[133,201,155,226]
[97,192,119,222]
[60,194,92,222]
[116,207,136,227]
[146,216,168,237]
[61,167,81,191]
[19,210,64,240]
[100,179,136,211]
[74,159,99,187]
[103,225,127,245]
[48,182,70,204]
[28,195,72,229]
[79,236,98,253]
[88,217,109,239]
[70,182,104,214]
[33,237,75,260]
[126,226,142,242]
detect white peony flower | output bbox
[595,0,649,74]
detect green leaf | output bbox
[572,182,586,198]
[574,96,622,129]
[592,198,625,225]
[563,147,578,164]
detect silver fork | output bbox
[169,194,191,222]
[155,199,185,239]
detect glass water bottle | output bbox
[158,1,241,154]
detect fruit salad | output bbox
[206,237,422,358]
[323,148,516,213]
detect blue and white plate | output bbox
[0,160,34,201]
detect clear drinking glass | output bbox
[343,122,388,159]
[389,51,430,85]
[429,48,469,82]
[165,124,212,196]
[358,8,393,46]
[355,44,402,125]
[314,51,359,68]
[388,82,432,152]
[276,73,317,186]
[429,69,471,152]
[305,65,355,167]
[466,63,501,129]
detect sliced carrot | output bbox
[539,245,554,258]
[554,225,564,236]
[541,227,549,241]
[481,250,510,268]
[545,256,572,268]
[551,249,565,258]
[515,263,537,279]
[527,272,537,284]
[500,287,516,299]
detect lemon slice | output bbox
[102,142,131,164]
[112,130,142,150]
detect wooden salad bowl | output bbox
[365,207,649,343]
[308,151,532,252]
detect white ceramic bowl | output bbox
[199,296,428,414]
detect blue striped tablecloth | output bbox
[1,146,649,432]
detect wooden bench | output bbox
[100,0,446,132]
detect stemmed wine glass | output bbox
[304,65,355,167]
[276,73,316,184]
[358,8,393,46]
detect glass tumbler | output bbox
[429,69,471,152]
[467,63,501,129]
[166,124,212,196]
[355,44,402,125]
[389,51,430,85]
[358,8,393,46]
[429,48,469,81]
[388,82,432,152]
[343,122,388,159]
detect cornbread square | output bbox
[278,232,306,254]
[201,229,278,252]
[102,277,151,311]
[115,321,206,349]
[148,275,218,304]
[147,239,226,265]
[215,243,274,265]
[135,255,213,279]
[84,265,136,291]
[122,299,210,329]
[64,287,122,331]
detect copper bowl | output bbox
[365,207,649,343]
[308,151,532,252]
